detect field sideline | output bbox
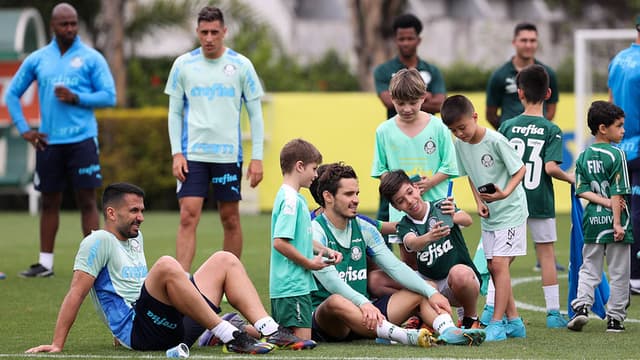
[0,211,638,359]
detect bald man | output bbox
[5,2,116,278]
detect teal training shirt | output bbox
[270,184,317,299]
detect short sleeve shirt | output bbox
[575,143,633,244]
[164,47,264,163]
[498,114,563,218]
[486,59,559,124]
[270,184,317,298]
[455,129,528,230]
[374,57,446,118]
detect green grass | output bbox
[0,211,638,359]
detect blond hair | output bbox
[389,68,427,101]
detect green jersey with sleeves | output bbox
[270,184,317,299]
[397,202,481,283]
[575,143,633,244]
[455,129,528,230]
[372,115,458,222]
[498,114,563,218]
[164,47,264,163]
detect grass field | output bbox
[0,211,638,359]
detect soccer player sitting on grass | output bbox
[26,183,310,355]
[379,169,482,329]
[567,101,633,333]
[310,163,485,346]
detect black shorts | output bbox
[311,295,391,342]
[176,161,242,202]
[130,278,221,350]
[35,137,102,192]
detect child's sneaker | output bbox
[606,317,625,333]
[264,325,317,350]
[505,317,526,338]
[567,304,589,332]
[484,320,507,342]
[479,304,494,326]
[546,310,569,328]
[223,331,275,354]
[437,327,486,346]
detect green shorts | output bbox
[271,294,313,328]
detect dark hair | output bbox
[440,95,475,126]
[392,13,422,34]
[587,101,625,135]
[102,183,145,213]
[514,22,537,37]
[309,164,329,206]
[279,138,322,175]
[316,162,357,202]
[198,6,224,25]
[379,170,411,204]
[516,64,549,104]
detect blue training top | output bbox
[5,36,116,144]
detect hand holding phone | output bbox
[477,183,497,194]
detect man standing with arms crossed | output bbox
[607,15,640,294]
[165,6,265,271]
[486,22,559,130]
[5,2,116,277]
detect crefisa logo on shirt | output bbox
[423,140,436,154]
[481,154,494,168]
[223,63,236,76]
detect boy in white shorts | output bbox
[498,64,575,329]
[441,95,529,342]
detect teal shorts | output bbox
[271,294,313,328]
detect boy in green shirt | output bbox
[567,101,632,333]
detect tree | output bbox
[348,0,406,91]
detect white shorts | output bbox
[527,218,557,243]
[417,270,480,308]
[482,222,527,259]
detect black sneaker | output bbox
[223,330,274,354]
[264,325,317,350]
[606,317,625,333]
[19,263,53,278]
[567,304,589,331]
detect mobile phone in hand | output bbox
[322,257,336,264]
[433,198,454,227]
[477,183,497,194]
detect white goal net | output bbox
[574,29,636,154]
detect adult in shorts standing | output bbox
[5,2,116,277]
[165,6,265,271]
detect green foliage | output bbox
[126,57,173,107]
[97,109,176,209]
[556,56,575,92]
[441,61,492,92]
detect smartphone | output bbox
[477,183,497,194]
[322,257,336,264]
[432,198,454,228]
[409,174,421,183]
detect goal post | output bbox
[574,29,636,155]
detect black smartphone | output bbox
[477,183,497,194]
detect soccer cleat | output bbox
[264,325,316,350]
[19,263,53,278]
[546,310,569,328]
[567,304,589,331]
[437,327,485,346]
[505,317,526,338]
[606,317,625,333]
[407,328,438,348]
[484,320,507,342]
[223,331,274,354]
[198,313,248,347]
[479,304,494,326]
[461,317,482,329]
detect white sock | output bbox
[376,320,408,344]
[212,320,238,343]
[543,284,560,312]
[39,252,53,270]
[254,316,279,336]
[486,278,495,306]
[432,313,455,334]
[630,279,640,289]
